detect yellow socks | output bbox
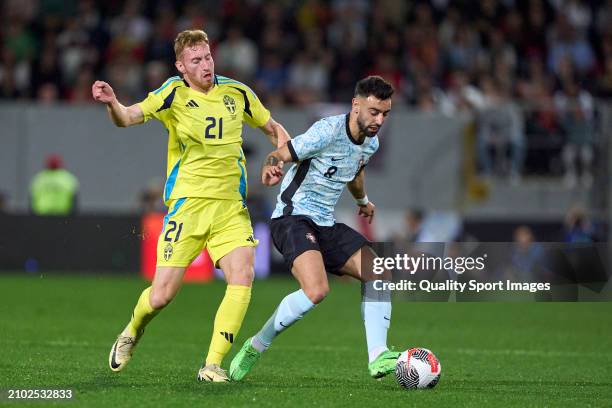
[121,284,251,366]
[205,285,252,366]
[124,287,159,337]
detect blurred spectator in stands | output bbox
[57,17,92,86]
[329,29,366,102]
[143,60,169,93]
[0,54,20,99]
[476,78,525,183]
[446,23,481,73]
[287,51,329,105]
[555,0,592,36]
[0,46,29,99]
[5,19,36,63]
[105,51,144,103]
[29,154,79,216]
[296,0,332,35]
[177,1,220,38]
[31,47,62,99]
[480,29,517,80]
[547,14,595,77]
[438,70,481,117]
[327,0,368,51]
[259,22,294,60]
[0,0,610,113]
[403,3,440,81]
[255,52,286,106]
[215,26,258,82]
[518,57,558,137]
[438,6,461,50]
[511,225,545,282]
[563,205,595,243]
[554,55,577,89]
[367,52,403,99]
[37,82,60,103]
[554,78,595,188]
[108,0,152,54]
[521,0,550,59]
[67,67,95,103]
[144,15,177,63]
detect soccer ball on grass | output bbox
[395,347,441,389]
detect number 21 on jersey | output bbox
[204,117,223,139]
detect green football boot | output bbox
[229,338,262,381]
[368,350,401,378]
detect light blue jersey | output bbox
[272,114,379,226]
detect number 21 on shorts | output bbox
[164,221,183,242]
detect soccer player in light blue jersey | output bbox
[230,76,398,381]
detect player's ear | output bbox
[175,60,185,74]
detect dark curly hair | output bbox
[354,76,394,100]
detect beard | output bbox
[357,116,380,137]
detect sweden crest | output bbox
[223,95,236,114]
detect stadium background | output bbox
[1,1,611,406]
[1,0,610,274]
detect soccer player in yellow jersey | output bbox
[91,29,290,382]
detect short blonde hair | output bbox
[174,30,209,59]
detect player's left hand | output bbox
[262,162,284,186]
[358,202,375,224]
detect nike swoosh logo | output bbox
[110,342,121,369]
[279,322,289,328]
[331,157,341,161]
[383,317,390,321]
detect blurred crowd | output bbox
[1,0,611,106]
[1,0,610,181]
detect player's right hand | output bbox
[358,201,376,224]
[92,81,117,104]
[262,161,284,186]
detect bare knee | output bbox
[303,283,329,304]
[223,255,254,286]
[226,264,254,286]
[149,288,175,309]
[219,248,255,286]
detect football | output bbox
[395,348,441,389]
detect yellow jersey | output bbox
[138,75,271,204]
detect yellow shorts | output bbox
[156,198,258,267]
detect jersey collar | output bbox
[345,113,365,146]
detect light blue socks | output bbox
[252,289,315,352]
[362,281,392,362]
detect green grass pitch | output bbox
[1,274,611,407]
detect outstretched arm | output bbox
[347,168,375,224]
[92,81,144,127]
[259,117,291,148]
[261,143,294,186]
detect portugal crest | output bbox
[223,95,236,114]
